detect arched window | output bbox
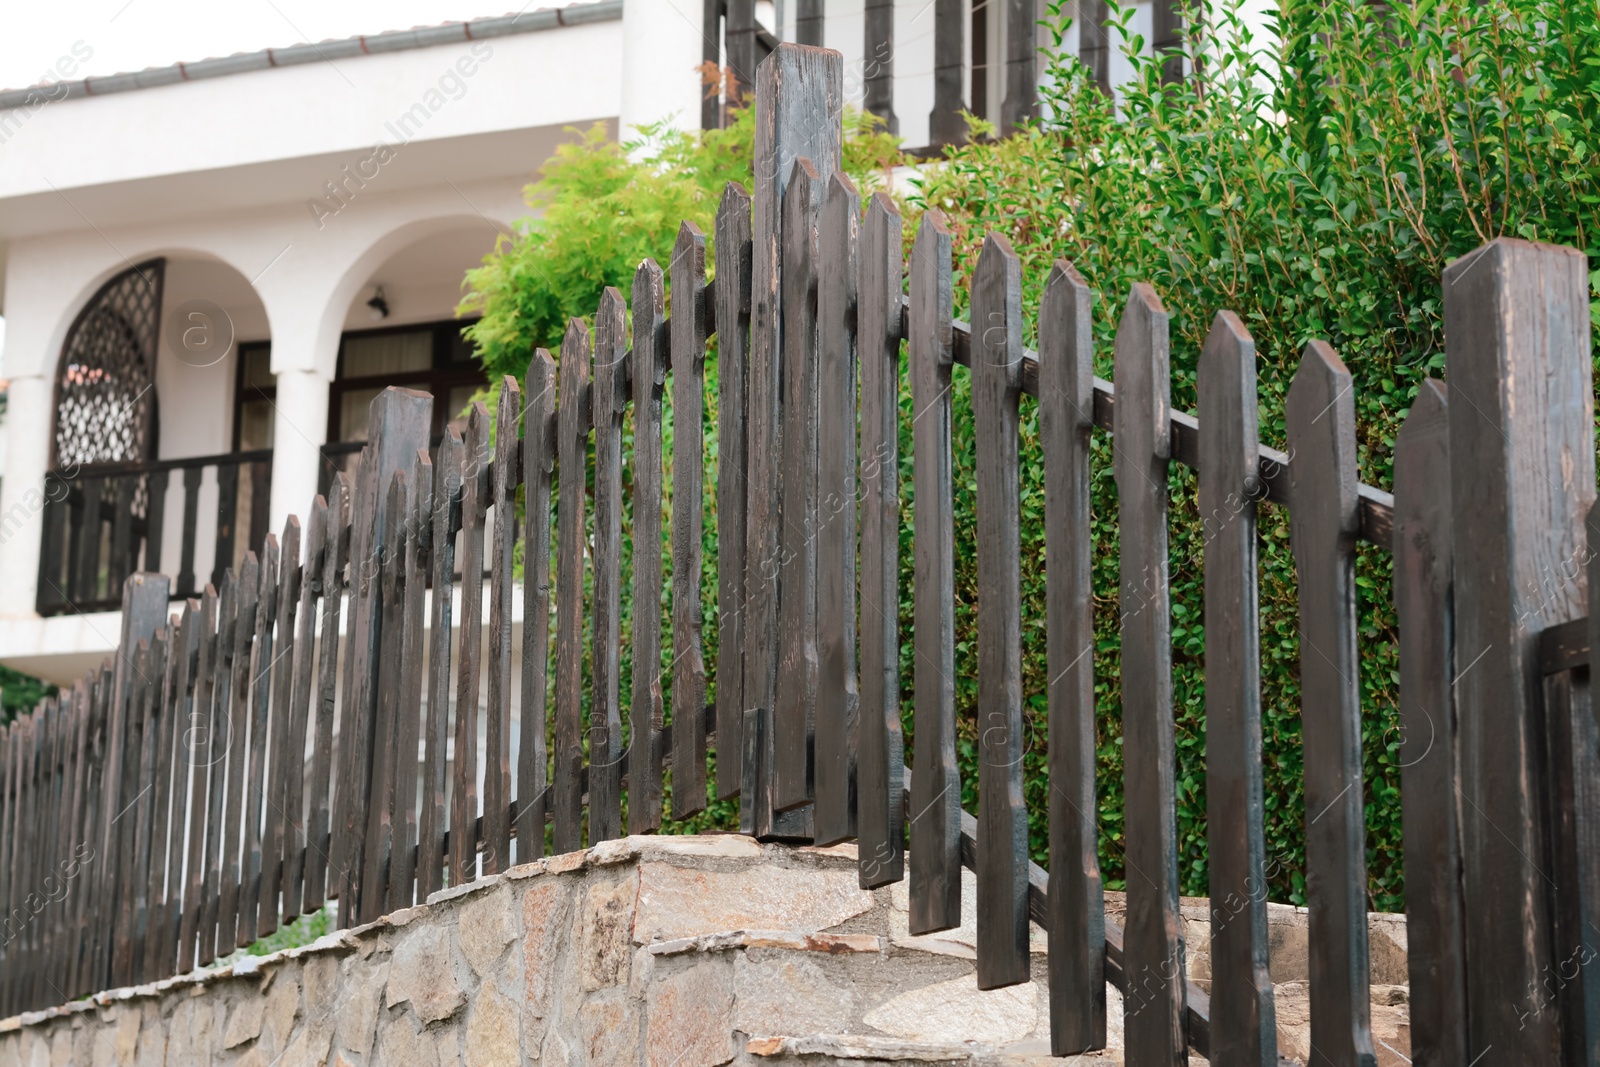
[52,260,164,470]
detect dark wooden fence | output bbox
[3,44,1598,1064]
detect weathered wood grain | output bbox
[1442,238,1593,1061]
[1198,310,1276,1065]
[483,378,520,871]
[1114,283,1187,1063]
[1393,379,1468,1067]
[554,320,591,854]
[1286,340,1376,1067]
[306,476,349,911]
[332,446,375,918]
[774,157,822,815]
[284,498,327,917]
[452,404,489,883]
[812,172,860,847]
[390,450,431,910]
[631,261,668,836]
[219,553,260,949]
[908,210,961,935]
[197,571,239,966]
[1038,260,1105,1054]
[970,233,1030,991]
[591,292,626,842]
[518,357,556,862]
[714,182,753,801]
[746,44,840,841]
[240,543,277,944]
[361,474,407,922]
[261,517,301,934]
[672,221,711,820]
[855,191,904,888]
[178,586,219,972]
[422,432,462,893]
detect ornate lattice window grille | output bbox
[52,259,164,472]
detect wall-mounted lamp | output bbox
[366,286,390,321]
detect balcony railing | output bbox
[37,450,273,616]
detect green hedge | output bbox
[461,0,1600,912]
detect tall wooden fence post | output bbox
[1443,237,1595,1061]
[744,40,841,839]
[338,387,432,920]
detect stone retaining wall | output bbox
[0,837,1412,1065]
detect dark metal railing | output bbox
[37,450,273,615]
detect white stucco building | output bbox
[0,0,1144,685]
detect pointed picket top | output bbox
[827,167,861,213]
[973,232,1024,386]
[1199,310,1258,484]
[911,210,954,369]
[719,179,753,226]
[1286,339,1358,531]
[866,188,901,230]
[783,155,821,242]
[1113,283,1171,463]
[1039,259,1094,428]
[633,258,667,389]
[592,287,627,413]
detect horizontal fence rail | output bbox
[3,43,1597,1065]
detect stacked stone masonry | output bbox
[0,837,1412,1065]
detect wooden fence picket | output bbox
[517,357,555,863]
[630,261,667,836]
[421,431,463,894]
[390,450,431,909]
[554,321,592,853]
[971,232,1029,991]
[855,190,904,889]
[284,497,327,918]
[484,377,520,872]
[240,543,277,943]
[1198,311,1276,1065]
[1038,259,1105,1054]
[219,553,259,951]
[178,585,219,973]
[362,473,408,921]
[908,209,962,936]
[713,181,752,801]
[591,291,627,843]
[813,171,859,846]
[1392,379,1468,1065]
[262,517,302,934]
[451,405,489,884]
[1286,341,1376,1066]
[307,476,349,911]
[198,571,239,966]
[1113,283,1187,1063]
[774,157,821,816]
[671,220,710,821]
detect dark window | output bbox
[233,340,276,452]
[327,318,487,445]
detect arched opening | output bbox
[38,254,272,615]
[51,260,164,471]
[318,225,493,492]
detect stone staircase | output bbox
[0,836,1411,1065]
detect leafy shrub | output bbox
[911,0,1600,910]
[461,0,1600,912]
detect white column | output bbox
[620,0,707,143]
[268,367,331,537]
[0,375,53,620]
